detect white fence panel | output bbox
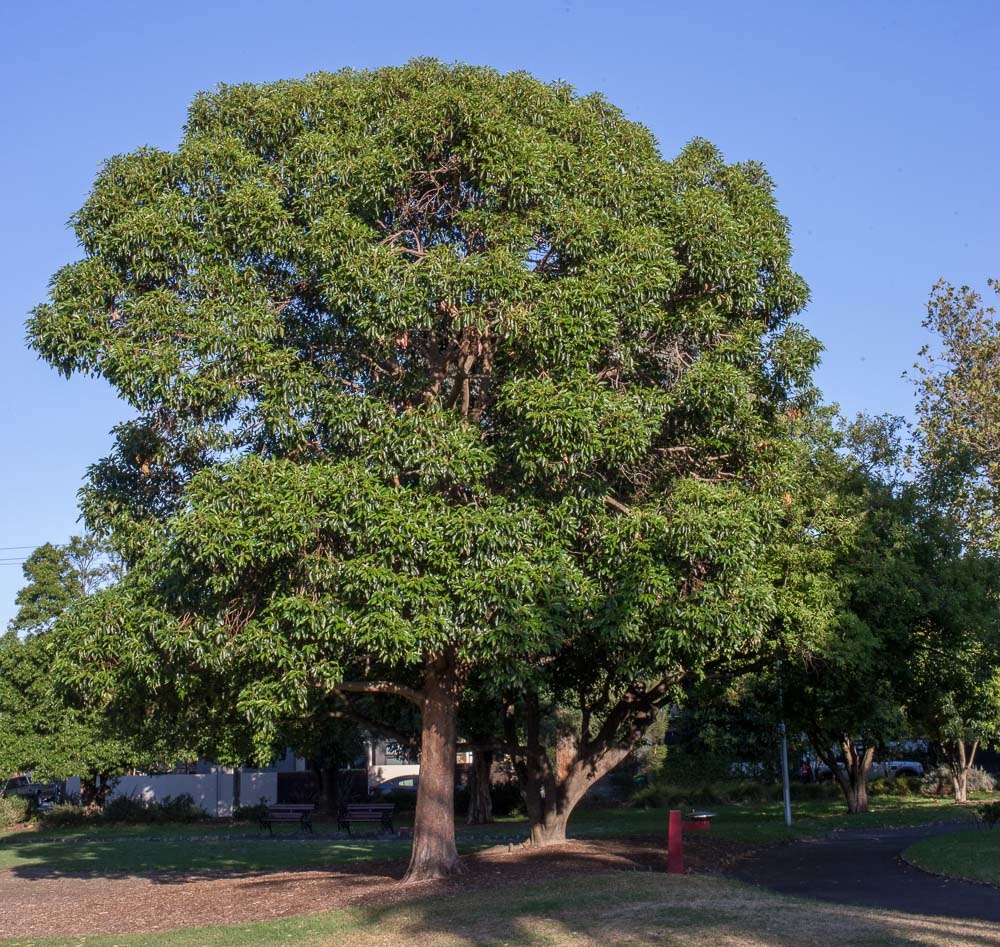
[111,773,227,816]
[239,771,277,808]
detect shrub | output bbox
[104,791,205,823]
[869,776,921,797]
[38,803,95,828]
[978,801,1000,828]
[233,798,270,821]
[921,765,998,797]
[631,778,840,809]
[157,793,202,822]
[0,794,31,827]
[489,781,526,817]
[787,781,840,802]
[103,794,153,822]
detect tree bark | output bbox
[316,764,336,815]
[818,737,874,814]
[466,748,494,825]
[945,739,978,804]
[403,650,465,882]
[511,687,662,846]
[80,772,114,808]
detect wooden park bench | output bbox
[259,803,315,836]
[337,802,396,835]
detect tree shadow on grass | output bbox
[0,832,413,882]
[337,873,1000,947]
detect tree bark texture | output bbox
[466,748,494,825]
[510,687,664,846]
[819,738,875,815]
[403,650,465,882]
[945,739,978,804]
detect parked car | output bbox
[370,775,419,798]
[810,760,923,781]
[870,760,924,779]
[1,775,63,808]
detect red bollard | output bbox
[667,808,683,873]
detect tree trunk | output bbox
[466,748,494,825]
[819,738,874,815]
[317,765,336,815]
[512,693,643,847]
[80,773,114,808]
[945,739,978,804]
[403,650,464,882]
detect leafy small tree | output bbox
[773,415,917,814]
[905,530,1000,804]
[2,540,179,803]
[912,277,1000,802]
[8,536,118,637]
[916,278,1000,551]
[0,629,134,804]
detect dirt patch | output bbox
[0,834,750,939]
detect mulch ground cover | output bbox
[0,832,751,939]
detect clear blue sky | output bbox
[1,0,997,625]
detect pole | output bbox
[779,719,792,827]
[667,809,684,873]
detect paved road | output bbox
[728,822,1000,922]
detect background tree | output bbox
[0,628,144,805]
[30,61,816,878]
[2,539,194,803]
[771,415,915,814]
[8,535,118,637]
[912,277,1000,801]
[916,278,1000,551]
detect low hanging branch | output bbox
[332,680,424,707]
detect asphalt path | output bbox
[728,822,1000,923]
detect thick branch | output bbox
[333,680,423,706]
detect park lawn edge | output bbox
[902,827,1000,886]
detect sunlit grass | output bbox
[905,827,1000,885]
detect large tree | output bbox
[29,61,816,880]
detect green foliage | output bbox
[0,629,142,783]
[658,748,734,786]
[37,793,205,827]
[7,535,121,637]
[0,794,31,827]
[103,792,205,823]
[630,778,838,808]
[868,776,922,798]
[916,278,1000,551]
[232,798,270,822]
[8,543,80,635]
[36,802,94,828]
[977,801,1000,828]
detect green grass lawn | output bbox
[0,797,976,876]
[2,871,997,947]
[904,826,1000,885]
[569,795,976,844]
